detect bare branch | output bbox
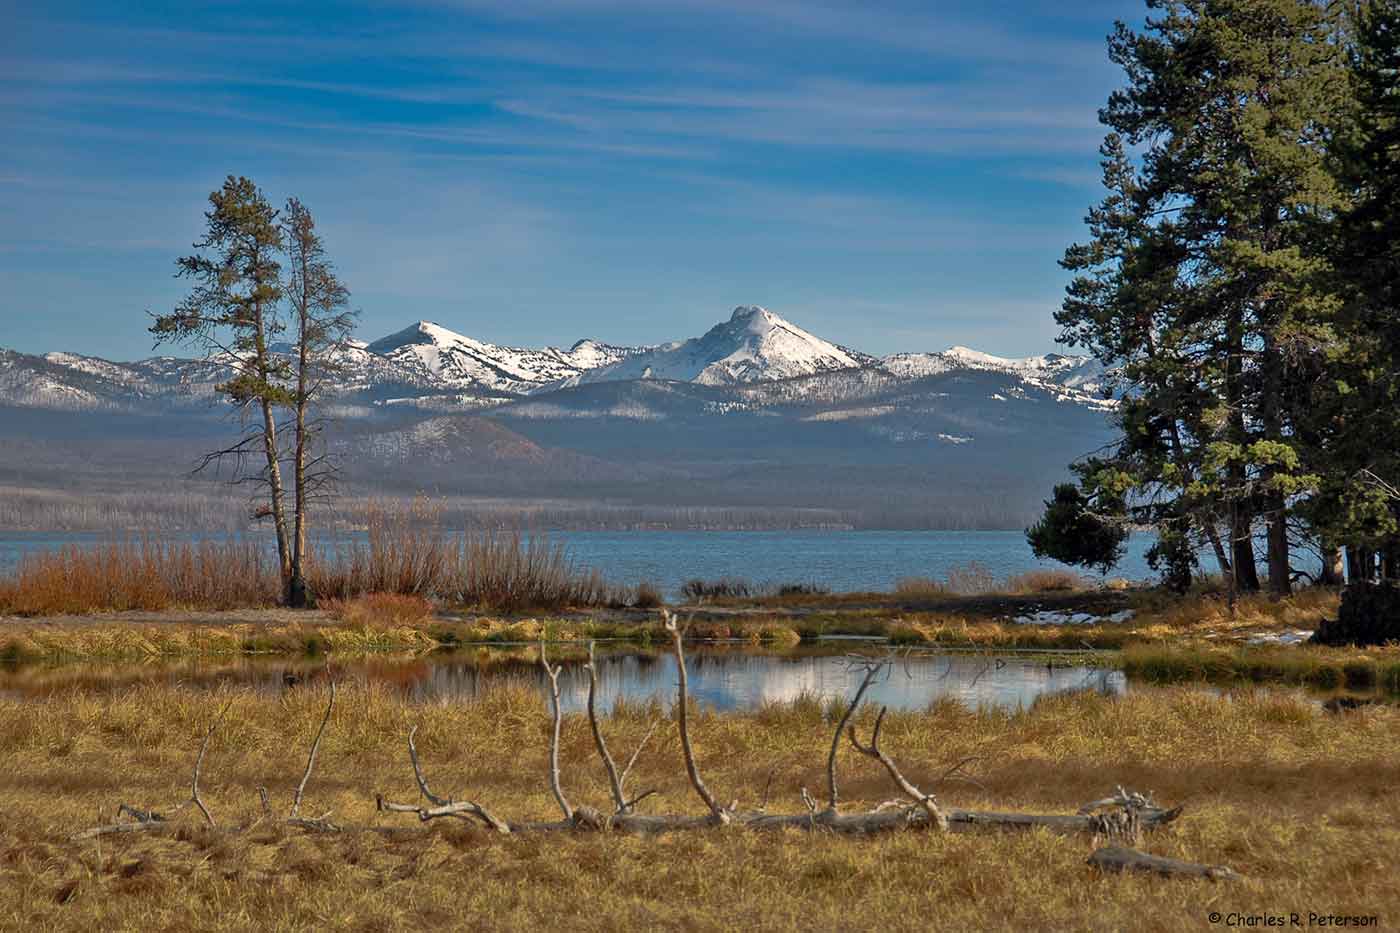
[584,641,628,813]
[827,658,886,812]
[290,679,335,819]
[662,610,729,823]
[539,639,574,820]
[847,706,948,831]
[191,697,234,827]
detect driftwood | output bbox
[74,697,233,840]
[1088,846,1241,881]
[76,682,343,840]
[76,618,1227,879]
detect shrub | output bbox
[632,581,664,609]
[893,577,951,598]
[324,593,433,629]
[1312,582,1400,647]
[943,562,999,596]
[1006,569,1084,594]
[0,538,279,616]
[680,578,753,602]
[771,582,831,598]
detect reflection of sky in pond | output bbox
[1,649,1124,713]
[550,654,1122,713]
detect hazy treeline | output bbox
[0,484,1043,533]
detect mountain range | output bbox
[0,306,1118,530]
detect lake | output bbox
[0,529,1160,596]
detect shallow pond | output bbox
[0,644,1126,712]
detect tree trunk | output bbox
[1320,544,1345,586]
[1347,546,1374,584]
[1231,513,1260,593]
[1205,523,1232,581]
[1259,336,1290,596]
[1225,307,1259,594]
[1265,493,1290,596]
[1384,542,1400,582]
[259,397,291,582]
[286,233,313,609]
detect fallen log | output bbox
[1088,845,1241,881]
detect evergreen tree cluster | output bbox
[1030,0,1400,593]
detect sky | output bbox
[0,0,1146,361]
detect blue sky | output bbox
[1,0,1144,361]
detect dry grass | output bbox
[893,564,1086,601]
[322,594,434,629]
[0,682,1397,930]
[1005,568,1086,593]
[311,513,617,612]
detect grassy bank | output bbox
[1,682,1397,930]
[1124,643,1400,692]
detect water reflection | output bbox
[0,645,1125,712]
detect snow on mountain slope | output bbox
[0,305,1116,418]
[580,306,872,386]
[880,347,1111,409]
[366,321,642,395]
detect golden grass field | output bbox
[2,679,1397,931]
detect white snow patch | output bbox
[1245,629,1314,646]
[1012,609,1135,626]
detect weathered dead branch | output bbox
[74,697,233,840]
[585,640,657,816]
[826,658,882,812]
[848,704,949,831]
[663,610,730,825]
[1088,846,1241,881]
[538,638,574,821]
[291,679,336,820]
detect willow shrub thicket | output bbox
[0,524,619,617]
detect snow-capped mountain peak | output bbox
[582,305,872,386]
[364,320,640,394]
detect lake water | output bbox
[0,529,1159,596]
[0,644,1126,713]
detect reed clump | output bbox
[893,563,1085,600]
[0,538,280,616]
[0,506,622,616]
[309,507,618,612]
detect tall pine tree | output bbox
[1055,0,1347,594]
